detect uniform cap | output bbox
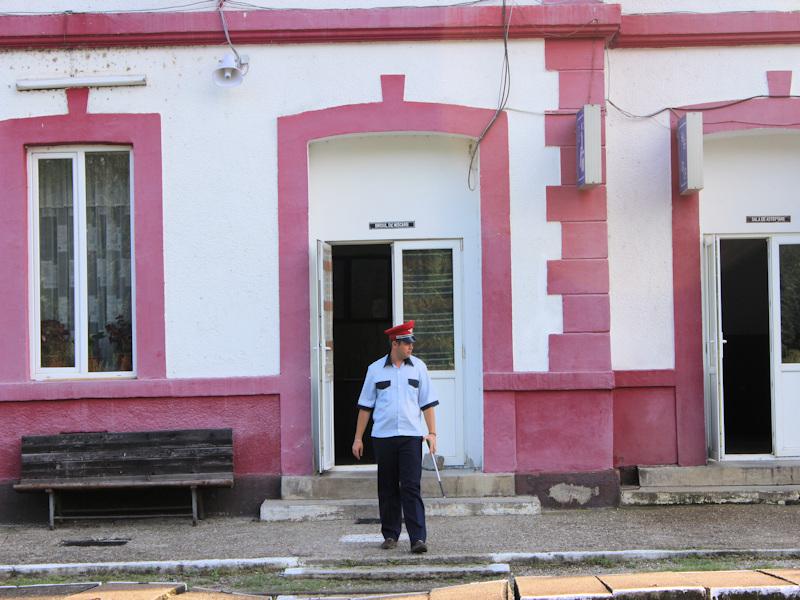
[385,320,416,342]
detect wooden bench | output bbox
[14,428,234,528]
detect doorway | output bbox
[332,244,392,466]
[315,240,466,470]
[718,238,772,454]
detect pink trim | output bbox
[561,222,608,260]
[563,295,610,333]
[614,369,676,389]
[546,185,607,222]
[516,390,613,472]
[767,71,793,97]
[547,259,609,295]
[549,333,611,372]
[10,5,794,52]
[0,395,281,479]
[545,38,605,71]
[0,87,166,384]
[0,5,621,50]
[614,12,800,48]
[277,74,512,475]
[484,371,614,392]
[670,95,800,465]
[483,392,517,473]
[613,387,678,467]
[558,70,605,110]
[0,376,281,402]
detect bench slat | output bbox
[14,473,233,491]
[20,428,233,454]
[21,446,233,464]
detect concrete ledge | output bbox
[620,487,800,506]
[259,496,540,522]
[283,563,511,580]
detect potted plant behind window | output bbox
[40,319,74,367]
[88,331,105,372]
[105,314,132,371]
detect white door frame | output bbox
[703,233,800,460]
[392,239,466,466]
[771,235,800,457]
[702,236,723,460]
[311,238,476,471]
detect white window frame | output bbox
[28,145,136,380]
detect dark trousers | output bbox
[372,435,426,544]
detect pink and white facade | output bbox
[1,0,800,520]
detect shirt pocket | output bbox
[408,379,419,388]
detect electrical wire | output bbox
[217,0,251,75]
[467,0,512,190]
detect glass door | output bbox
[773,236,800,456]
[392,240,465,466]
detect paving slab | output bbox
[516,575,612,600]
[680,571,800,600]
[429,579,512,600]
[597,572,705,600]
[179,591,268,600]
[359,593,430,600]
[64,582,185,600]
[761,571,800,586]
[0,584,98,599]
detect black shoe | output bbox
[410,540,428,553]
[380,538,397,550]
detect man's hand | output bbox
[424,434,437,456]
[352,439,364,459]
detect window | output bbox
[31,147,134,378]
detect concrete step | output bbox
[260,495,541,522]
[281,470,515,500]
[283,563,511,580]
[638,463,800,487]
[620,485,800,506]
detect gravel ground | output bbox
[1,504,799,566]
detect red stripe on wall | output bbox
[0,5,621,50]
[615,12,800,49]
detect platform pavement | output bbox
[1,504,800,599]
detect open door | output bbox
[392,240,465,466]
[315,240,335,472]
[703,236,723,460]
[773,236,800,456]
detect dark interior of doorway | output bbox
[719,238,772,454]
[332,244,392,465]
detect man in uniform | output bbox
[351,320,438,553]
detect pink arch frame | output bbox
[277,74,512,475]
[671,87,800,465]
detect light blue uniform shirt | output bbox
[357,355,439,438]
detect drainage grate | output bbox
[59,538,130,547]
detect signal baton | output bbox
[426,439,446,498]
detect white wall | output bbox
[1,36,562,377]
[605,44,800,370]
[702,132,800,235]
[618,1,799,14]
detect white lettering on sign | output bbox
[369,221,415,230]
[746,216,791,223]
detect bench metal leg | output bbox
[47,489,55,530]
[190,487,198,526]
